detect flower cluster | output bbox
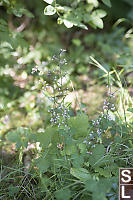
[103,85,116,112]
[89,85,117,141]
[48,104,70,127]
[32,49,70,128]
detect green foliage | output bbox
[68,113,88,138]
[70,168,91,181]
[89,144,105,167]
[44,5,56,15]
[0,0,133,199]
[43,0,109,29]
[6,127,31,149]
[55,189,71,200]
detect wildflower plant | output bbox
[32,49,71,128]
[89,82,117,147]
[5,58,133,200]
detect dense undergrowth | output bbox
[1,50,133,200]
[0,0,133,200]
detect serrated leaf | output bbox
[70,168,91,181]
[44,5,56,15]
[43,0,54,4]
[101,0,111,7]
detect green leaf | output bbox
[43,0,54,4]
[128,108,133,113]
[101,0,111,7]
[35,157,50,173]
[65,144,77,155]
[55,189,71,200]
[44,5,56,15]
[89,144,105,167]
[37,126,56,148]
[6,127,30,149]
[87,0,99,7]
[12,6,34,18]
[71,154,84,167]
[75,22,88,30]
[68,114,88,139]
[91,16,104,29]
[63,19,73,28]
[85,179,112,200]
[85,179,97,192]
[78,143,87,154]
[70,168,91,181]
[93,9,107,18]
[90,56,108,74]
[95,167,112,177]
[72,39,81,46]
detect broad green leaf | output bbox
[12,6,34,18]
[55,189,71,200]
[87,0,99,7]
[92,192,107,200]
[37,126,56,148]
[44,5,56,15]
[35,157,50,172]
[63,19,73,28]
[91,16,104,29]
[75,22,88,30]
[6,131,22,148]
[65,144,77,155]
[72,39,81,46]
[70,168,91,181]
[85,179,112,200]
[71,154,84,167]
[6,127,30,148]
[89,144,105,167]
[43,0,54,4]
[95,167,112,177]
[85,179,97,192]
[93,9,107,18]
[101,0,111,7]
[40,176,51,191]
[68,113,88,139]
[56,6,65,12]
[78,143,87,154]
